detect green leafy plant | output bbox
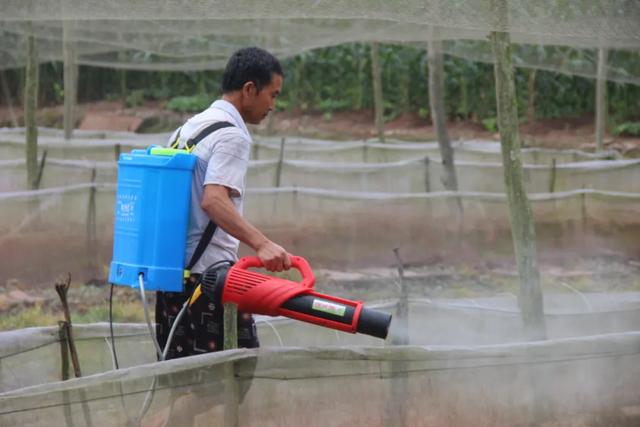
[166,94,211,112]
[125,89,145,108]
[418,107,430,120]
[482,117,498,132]
[613,122,640,137]
[317,98,351,113]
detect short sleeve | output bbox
[203,130,250,198]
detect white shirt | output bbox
[169,99,252,273]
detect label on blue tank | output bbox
[116,192,140,224]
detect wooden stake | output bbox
[424,157,431,193]
[595,48,608,152]
[274,137,286,187]
[63,21,77,140]
[0,70,18,127]
[392,248,409,345]
[526,69,537,124]
[428,39,458,192]
[55,274,82,378]
[24,24,39,190]
[223,303,238,350]
[86,168,98,278]
[370,42,385,142]
[34,148,48,190]
[548,158,557,194]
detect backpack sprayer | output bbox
[108,130,391,360]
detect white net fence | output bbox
[1,1,639,85]
[0,128,620,164]
[0,292,639,426]
[1,184,638,283]
[0,128,638,282]
[0,128,630,195]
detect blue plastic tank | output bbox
[108,146,196,292]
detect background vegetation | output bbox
[2,43,639,133]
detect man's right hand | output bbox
[256,240,291,272]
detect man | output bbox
[156,47,291,359]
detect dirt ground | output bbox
[1,100,639,156]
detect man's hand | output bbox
[256,240,291,272]
[201,184,291,272]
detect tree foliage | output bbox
[1,43,638,126]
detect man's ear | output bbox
[242,81,257,97]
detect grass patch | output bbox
[0,300,145,331]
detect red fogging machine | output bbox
[189,256,392,339]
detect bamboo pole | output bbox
[490,0,546,341]
[423,157,431,193]
[223,303,238,350]
[86,168,98,278]
[526,69,537,124]
[370,42,385,142]
[392,248,409,345]
[63,20,77,140]
[274,137,286,187]
[58,321,71,381]
[223,360,240,427]
[595,48,608,152]
[118,52,127,108]
[24,25,39,191]
[548,158,557,193]
[0,70,18,127]
[427,39,458,192]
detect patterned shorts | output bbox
[155,275,259,360]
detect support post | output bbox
[118,51,127,108]
[392,248,409,345]
[490,0,546,341]
[526,69,537,124]
[0,70,18,127]
[427,39,458,193]
[548,158,557,193]
[34,149,48,190]
[595,48,608,152]
[86,168,98,278]
[58,321,70,381]
[63,21,77,140]
[223,303,238,350]
[223,360,240,427]
[274,137,286,187]
[24,25,39,190]
[424,157,431,193]
[370,42,385,142]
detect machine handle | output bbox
[234,255,315,288]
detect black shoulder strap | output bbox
[182,120,235,271]
[171,121,234,151]
[186,221,218,271]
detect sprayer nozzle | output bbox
[357,308,392,339]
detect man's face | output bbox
[242,74,283,125]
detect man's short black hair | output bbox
[222,47,283,93]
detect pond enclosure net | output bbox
[1,1,640,425]
[0,129,639,283]
[0,294,639,426]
